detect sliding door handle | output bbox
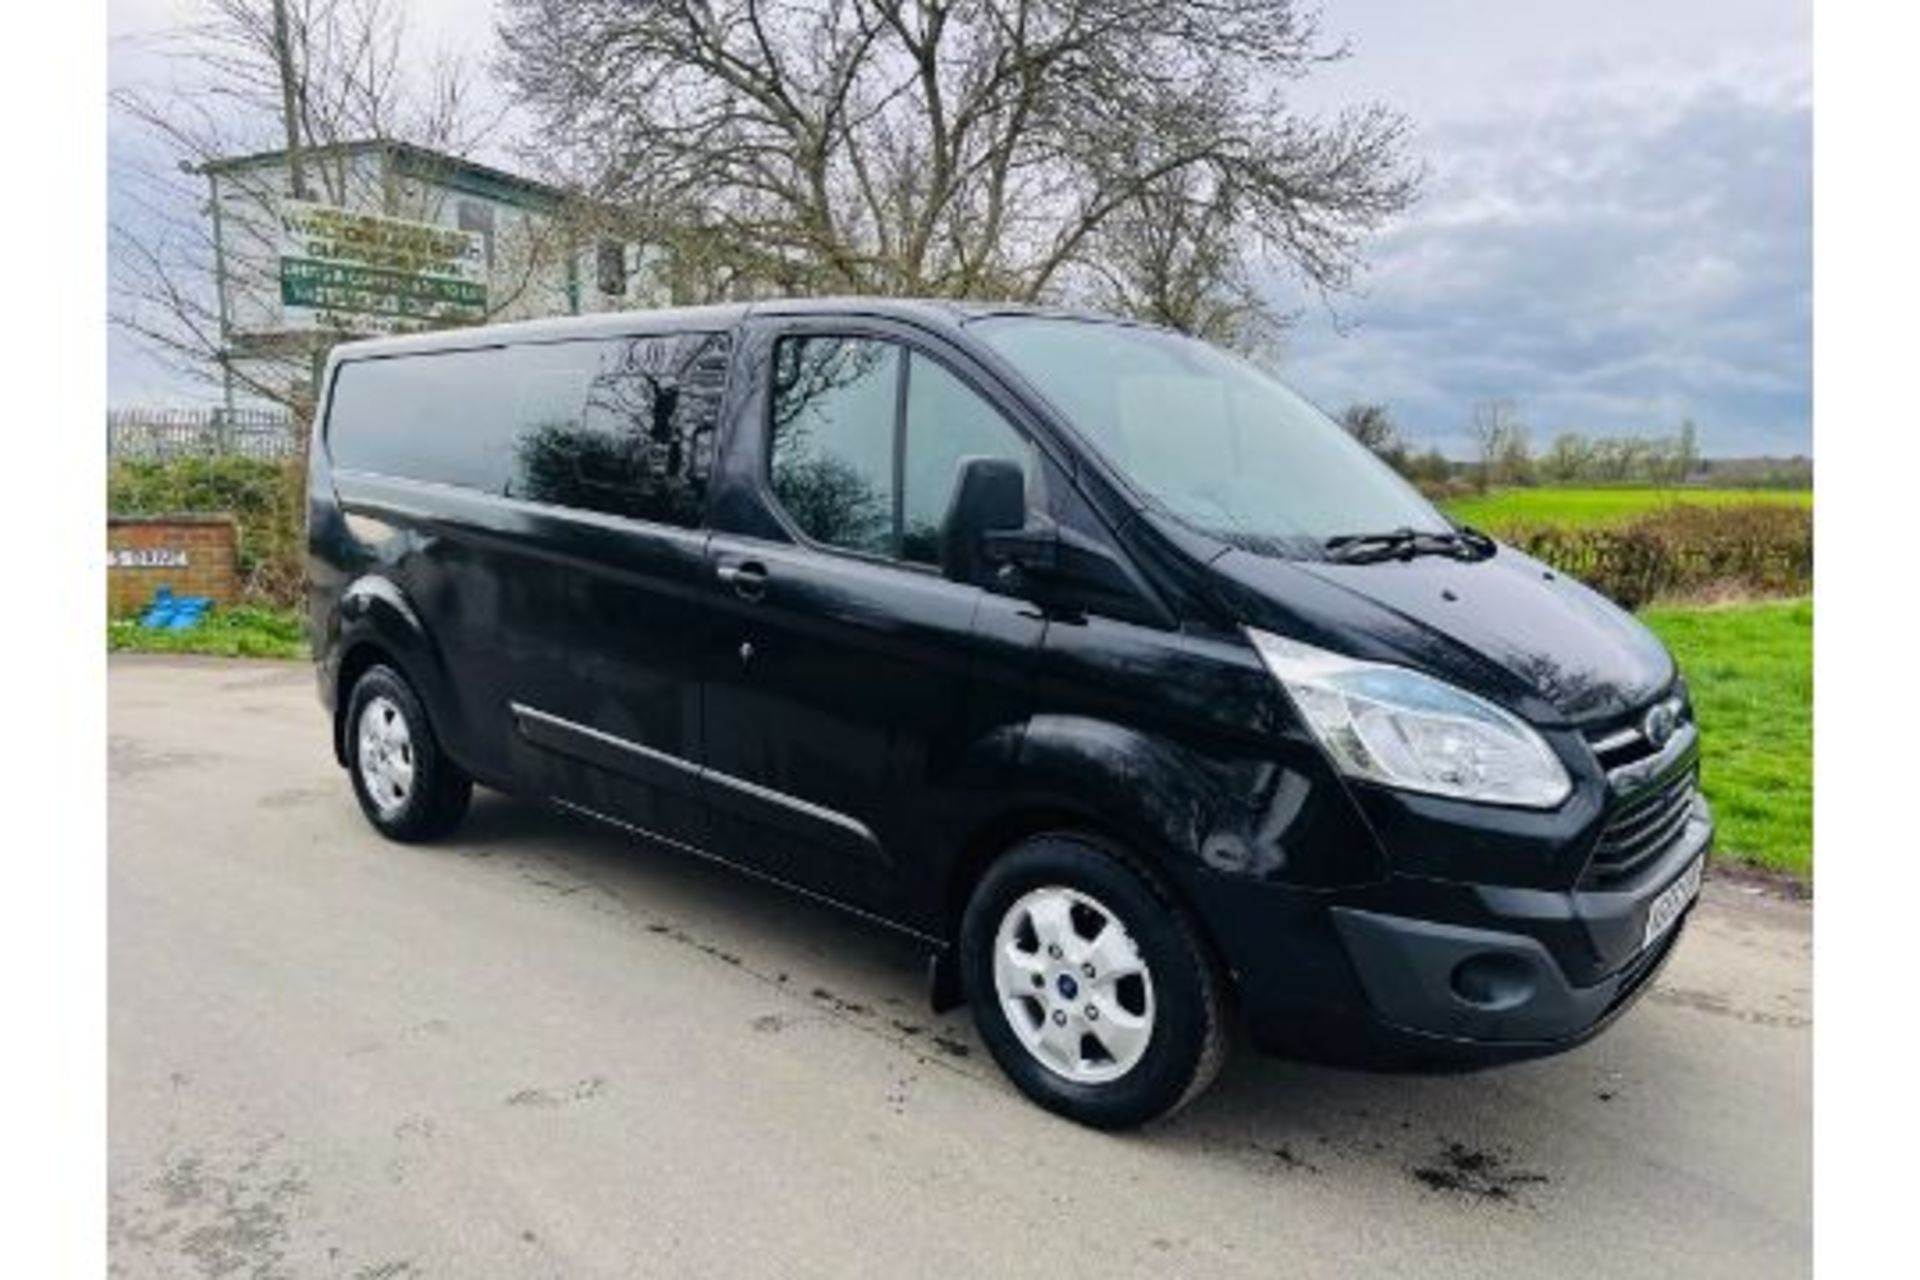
[716,559,768,600]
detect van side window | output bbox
[767,335,1034,564]
[767,337,900,557]
[326,332,729,528]
[511,333,730,526]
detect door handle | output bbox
[716,559,768,600]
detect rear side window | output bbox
[767,335,1035,565]
[326,332,731,527]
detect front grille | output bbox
[1584,766,1698,888]
[1585,691,1690,773]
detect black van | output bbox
[308,299,1710,1129]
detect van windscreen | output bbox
[972,317,1450,553]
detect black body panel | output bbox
[307,297,1711,1070]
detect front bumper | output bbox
[1180,796,1712,1069]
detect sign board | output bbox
[110,548,189,568]
[279,200,488,334]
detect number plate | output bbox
[1642,854,1704,951]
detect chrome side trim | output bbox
[700,761,883,851]
[511,701,884,862]
[510,702,701,782]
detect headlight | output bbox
[1246,628,1571,809]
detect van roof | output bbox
[329,296,1125,363]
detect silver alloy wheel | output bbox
[355,695,415,818]
[992,885,1156,1084]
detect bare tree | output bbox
[1084,167,1279,350]
[1670,419,1700,485]
[1339,402,1401,454]
[1541,431,1594,484]
[110,0,553,414]
[497,0,1420,333]
[1469,398,1523,493]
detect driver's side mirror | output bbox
[939,456,1152,623]
[939,456,1028,585]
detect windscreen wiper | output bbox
[1322,525,1496,564]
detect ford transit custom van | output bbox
[309,299,1711,1129]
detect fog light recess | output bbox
[1450,952,1537,1011]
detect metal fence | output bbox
[108,408,304,461]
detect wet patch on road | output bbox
[494,849,988,1086]
[810,986,874,1017]
[1255,1142,1322,1174]
[343,1018,450,1061]
[216,667,312,693]
[885,1071,920,1115]
[258,785,334,810]
[1647,984,1811,1029]
[351,1262,420,1279]
[505,1077,607,1108]
[1409,1141,1549,1203]
[875,1013,971,1059]
[928,1034,972,1059]
[392,1115,436,1142]
[383,1115,440,1189]
[110,736,212,780]
[109,1134,310,1278]
[521,870,592,897]
[641,920,744,967]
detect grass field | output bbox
[108,606,308,660]
[1641,598,1812,878]
[1444,486,1811,530]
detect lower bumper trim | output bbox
[1329,901,1689,1046]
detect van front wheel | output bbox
[344,664,471,842]
[959,834,1228,1129]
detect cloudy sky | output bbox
[1281,0,1810,458]
[107,0,1811,457]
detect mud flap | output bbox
[927,947,965,1013]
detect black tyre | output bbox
[344,664,472,842]
[959,833,1229,1129]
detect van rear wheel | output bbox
[959,833,1228,1129]
[345,664,471,842]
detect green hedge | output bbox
[108,456,306,607]
[1495,504,1813,609]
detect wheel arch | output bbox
[329,575,463,768]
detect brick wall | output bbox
[108,515,240,617]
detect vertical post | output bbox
[272,0,307,201]
[565,228,581,316]
[206,170,236,415]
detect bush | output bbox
[1499,503,1812,609]
[108,456,306,607]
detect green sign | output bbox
[278,200,488,333]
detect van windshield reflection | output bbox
[973,316,1452,553]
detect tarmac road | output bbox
[108,655,1812,1279]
